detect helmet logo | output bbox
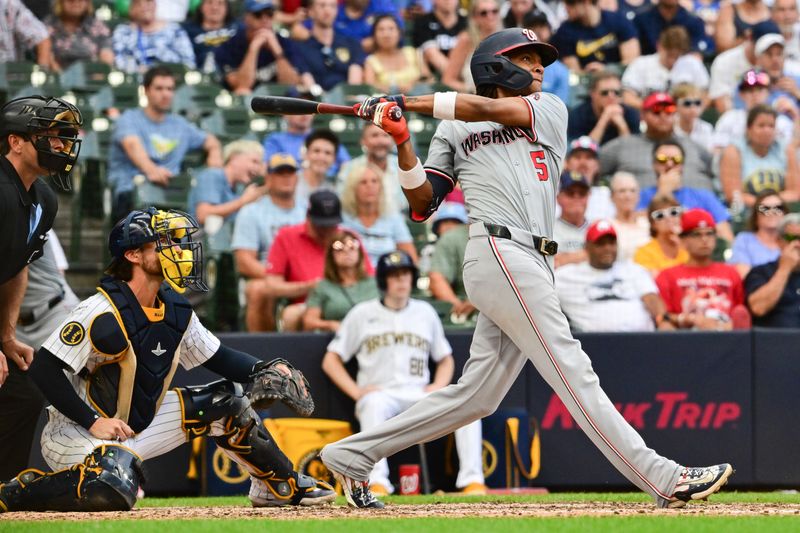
[522,29,539,42]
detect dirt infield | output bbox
[4,502,800,521]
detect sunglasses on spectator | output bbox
[678,99,703,108]
[651,206,683,221]
[650,105,676,115]
[654,153,684,164]
[783,233,800,242]
[598,88,622,97]
[477,8,499,16]
[252,8,274,18]
[332,239,360,251]
[741,70,770,88]
[757,204,786,215]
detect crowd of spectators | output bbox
[6,0,800,332]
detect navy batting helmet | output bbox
[108,208,207,293]
[470,28,559,96]
[0,95,83,191]
[376,250,418,291]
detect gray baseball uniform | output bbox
[321,93,683,507]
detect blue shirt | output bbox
[634,6,714,56]
[261,131,351,177]
[231,196,307,262]
[108,109,208,194]
[182,21,237,73]
[214,22,299,90]
[333,0,402,42]
[728,231,781,268]
[744,260,800,327]
[293,33,366,91]
[552,10,638,67]
[637,186,730,222]
[568,100,640,145]
[188,167,239,221]
[341,212,413,265]
[543,60,571,105]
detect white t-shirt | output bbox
[41,293,220,403]
[622,54,709,96]
[555,186,616,224]
[327,299,451,390]
[709,44,754,100]
[712,109,795,150]
[553,217,589,254]
[555,261,658,332]
[674,119,715,154]
[612,216,651,263]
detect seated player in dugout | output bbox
[0,208,334,513]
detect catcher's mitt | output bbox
[249,358,315,416]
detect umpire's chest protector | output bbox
[87,278,193,433]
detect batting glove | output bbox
[372,102,409,145]
[354,94,406,120]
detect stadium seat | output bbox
[132,173,194,212]
[60,61,113,94]
[200,107,253,139]
[325,83,376,105]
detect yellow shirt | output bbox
[633,239,689,275]
[365,47,422,91]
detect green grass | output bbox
[4,517,800,533]
[3,493,800,532]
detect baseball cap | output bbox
[755,33,785,56]
[568,136,599,157]
[585,219,617,243]
[432,202,469,235]
[307,190,342,227]
[559,170,590,191]
[739,69,770,90]
[642,92,676,112]
[268,153,298,173]
[245,0,274,13]
[751,20,782,43]
[680,208,715,234]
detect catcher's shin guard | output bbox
[0,445,143,513]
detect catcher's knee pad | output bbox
[0,445,143,513]
[176,379,252,437]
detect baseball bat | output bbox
[250,96,403,120]
[251,96,354,116]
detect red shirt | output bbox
[266,222,374,303]
[656,263,744,321]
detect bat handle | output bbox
[389,106,403,122]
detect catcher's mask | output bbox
[109,207,207,293]
[0,96,83,191]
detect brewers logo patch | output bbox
[60,322,86,346]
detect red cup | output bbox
[398,464,420,495]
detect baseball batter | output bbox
[0,208,334,512]
[321,28,733,509]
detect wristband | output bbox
[433,91,457,120]
[398,158,427,189]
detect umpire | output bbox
[0,95,82,479]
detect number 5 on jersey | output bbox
[529,150,549,181]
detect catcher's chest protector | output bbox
[89,278,193,433]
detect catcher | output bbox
[0,207,333,512]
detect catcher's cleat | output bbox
[667,463,734,508]
[252,473,335,507]
[332,471,385,509]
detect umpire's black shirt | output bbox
[0,155,58,285]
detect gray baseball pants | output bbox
[321,222,682,506]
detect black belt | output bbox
[483,223,559,256]
[18,293,64,326]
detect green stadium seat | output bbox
[60,61,113,94]
[0,61,37,92]
[408,116,439,161]
[132,173,194,212]
[197,251,241,331]
[200,107,253,138]
[325,83,377,105]
[252,83,295,97]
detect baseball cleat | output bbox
[252,473,336,507]
[667,463,734,508]
[332,471,385,509]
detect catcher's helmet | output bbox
[0,95,83,191]
[470,28,559,96]
[108,207,207,293]
[376,250,418,291]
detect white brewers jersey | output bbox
[423,93,568,239]
[40,292,221,407]
[327,299,452,390]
